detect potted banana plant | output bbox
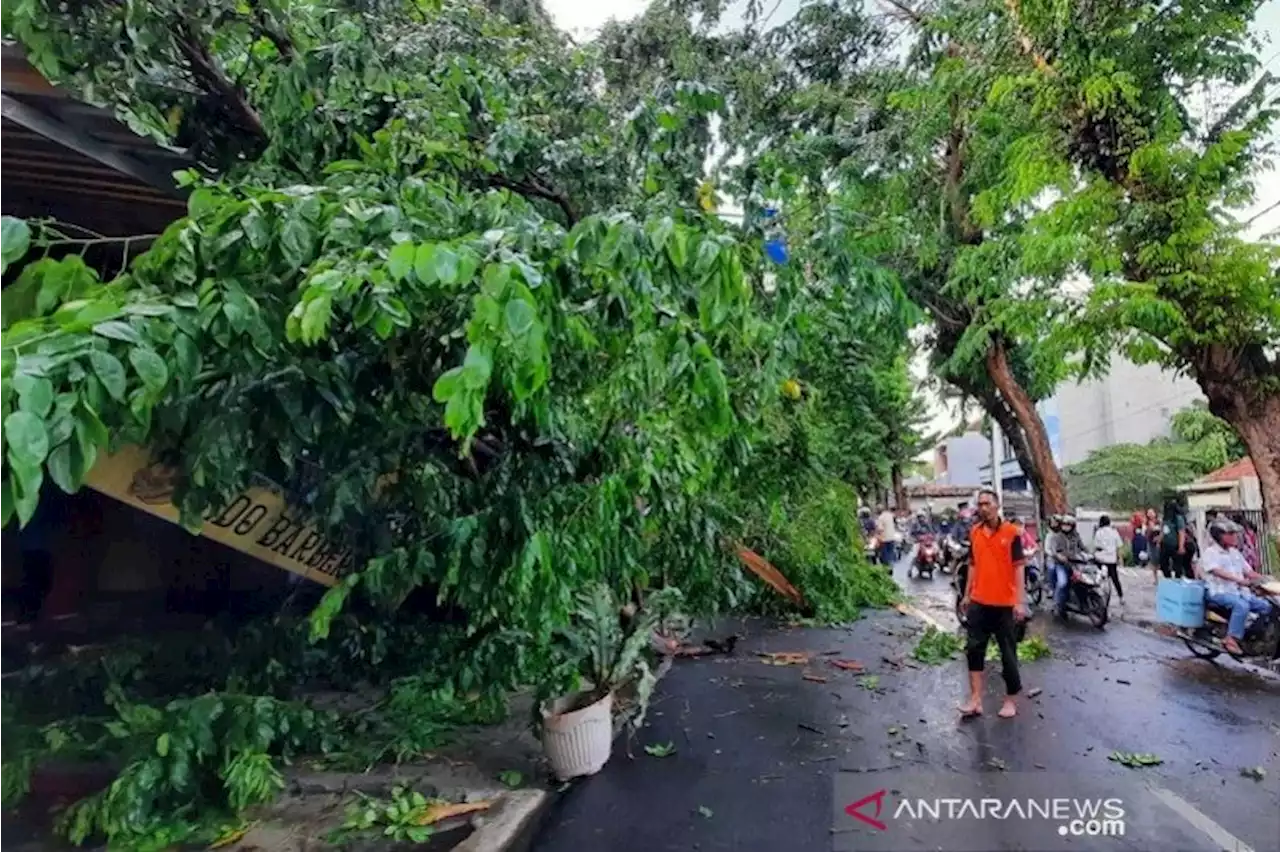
[538,584,682,781]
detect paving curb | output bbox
[455,789,551,852]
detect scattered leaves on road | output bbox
[1240,766,1266,782]
[1108,751,1162,768]
[830,659,865,672]
[913,627,963,665]
[985,635,1051,662]
[858,675,881,690]
[644,742,677,758]
[759,651,811,666]
[498,770,524,788]
[697,805,714,819]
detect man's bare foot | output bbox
[998,698,1017,718]
[958,699,983,718]
[1223,637,1244,655]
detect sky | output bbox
[545,0,1280,442]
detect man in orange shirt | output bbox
[959,488,1028,719]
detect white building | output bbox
[1051,356,1202,466]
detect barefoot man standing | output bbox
[959,488,1028,719]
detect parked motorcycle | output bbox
[909,533,939,580]
[1053,556,1110,628]
[1179,582,1280,668]
[865,533,881,566]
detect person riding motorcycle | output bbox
[1046,514,1084,619]
[1201,518,1274,656]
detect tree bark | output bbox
[891,463,908,512]
[1203,383,1280,541]
[985,337,1069,514]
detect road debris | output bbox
[1108,751,1162,768]
[759,651,811,666]
[830,659,865,672]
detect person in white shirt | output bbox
[1201,518,1272,655]
[1092,515,1124,606]
[875,505,901,565]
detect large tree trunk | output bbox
[891,463,908,512]
[1203,384,1280,541]
[985,337,1069,515]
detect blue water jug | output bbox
[1155,579,1205,628]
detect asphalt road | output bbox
[531,553,1280,852]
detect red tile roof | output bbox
[1198,457,1256,484]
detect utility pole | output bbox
[991,420,1004,507]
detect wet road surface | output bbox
[532,553,1280,852]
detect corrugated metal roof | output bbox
[1,44,190,238]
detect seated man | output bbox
[1201,518,1273,656]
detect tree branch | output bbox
[488,173,578,226]
[247,0,295,60]
[174,23,267,140]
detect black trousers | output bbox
[1159,549,1191,579]
[965,602,1022,695]
[1099,561,1122,597]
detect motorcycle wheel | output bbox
[1087,593,1109,629]
[1027,580,1043,607]
[1181,636,1221,661]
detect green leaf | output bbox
[89,350,128,402]
[388,242,416,280]
[156,733,171,757]
[5,411,50,465]
[414,243,437,284]
[129,347,169,392]
[14,374,54,418]
[300,294,333,344]
[644,741,676,757]
[432,367,463,402]
[47,442,77,493]
[9,459,43,526]
[497,769,523,788]
[281,216,315,269]
[173,334,201,381]
[432,246,460,286]
[243,209,271,250]
[92,320,141,343]
[504,299,536,337]
[1,216,31,273]
[1,476,12,527]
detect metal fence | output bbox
[1188,507,1274,575]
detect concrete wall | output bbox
[934,432,988,486]
[1053,357,1202,466]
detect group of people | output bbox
[957,490,1274,717]
[1130,504,1266,581]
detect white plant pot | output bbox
[541,691,613,781]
